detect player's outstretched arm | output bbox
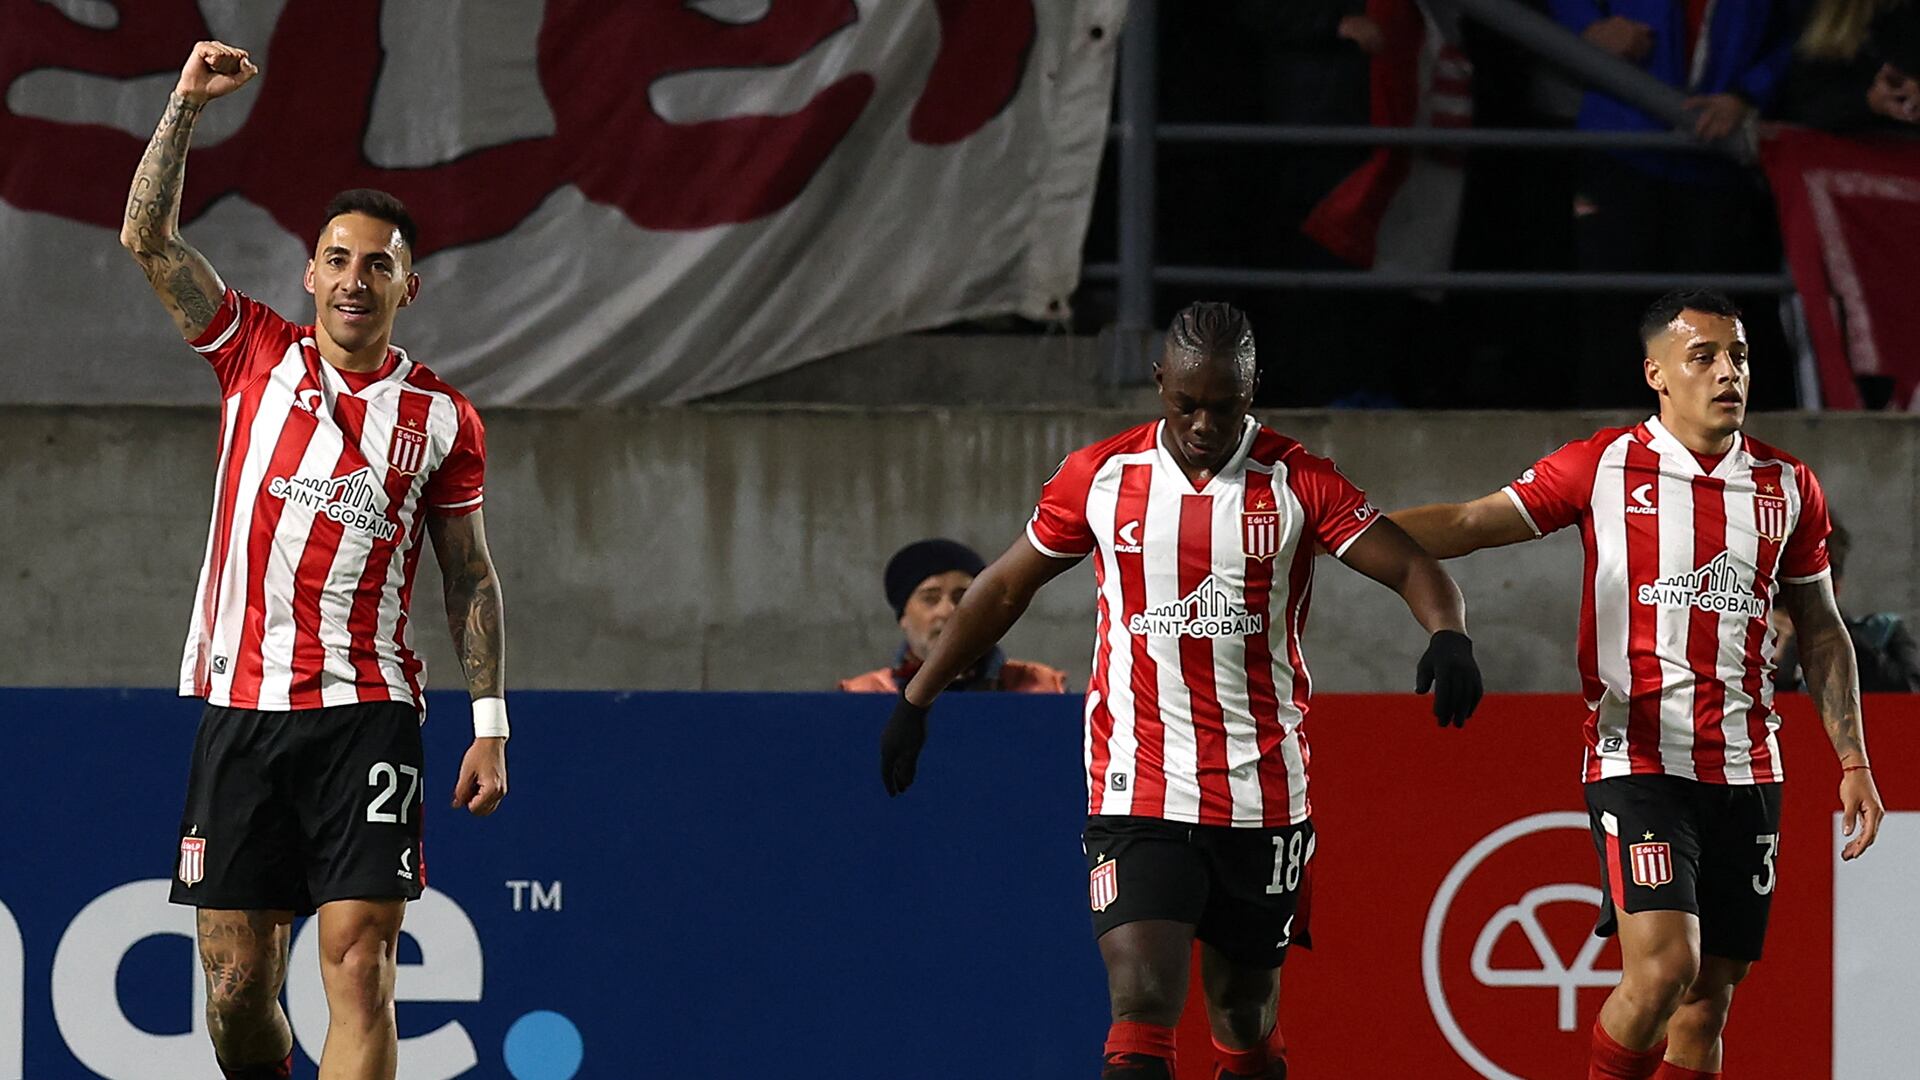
[119,41,258,340]
[1779,577,1884,860]
[1338,519,1485,727]
[429,510,510,817]
[880,537,1079,796]
[1389,492,1536,560]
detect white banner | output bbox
[0,0,1123,404]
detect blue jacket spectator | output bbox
[1552,0,1805,180]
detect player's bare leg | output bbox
[196,909,295,1078]
[1600,909,1700,1044]
[1591,909,1699,1077]
[315,898,406,1080]
[1200,942,1286,1079]
[1660,954,1749,1073]
[1098,920,1192,1078]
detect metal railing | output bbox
[1098,0,1796,379]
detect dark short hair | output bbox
[1828,515,1852,579]
[1639,288,1741,345]
[320,188,418,256]
[1163,301,1256,386]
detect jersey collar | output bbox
[1153,415,1259,495]
[309,338,415,398]
[1641,416,1744,480]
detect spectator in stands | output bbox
[1773,518,1920,691]
[840,539,1068,693]
[1776,0,1920,131]
[1553,0,1800,407]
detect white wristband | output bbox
[472,697,510,740]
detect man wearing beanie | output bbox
[839,538,1068,693]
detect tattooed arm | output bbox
[119,41,257,339]
[1779,577,1885,860]
[430,509,506,698]
[429,509,510,816]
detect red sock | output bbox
[219,1053,292,1080]
[1590,1020,1664,1080]
[1213,1019,1288,1078]
[1651,1064,1719,1080]
[1103,1021,1177,1079]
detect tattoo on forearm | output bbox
[441,528,505,699]
[1800,620,1867,762]
[125,93,224,335]
[125,93,201,250]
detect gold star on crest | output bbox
[1642,831,1655,841]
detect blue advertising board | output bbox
[0,690,1108,1079]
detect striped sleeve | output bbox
[423,395,487,516]
[1288,451,1380,557]
[1503,436,1605,537]
[1780,462,1832,584]
[1026,451,1096,559]
[186,289,298,396]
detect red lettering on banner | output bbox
[0,0,1038,244]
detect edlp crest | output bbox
[1242,510,1281,562]
[389,421,428,476]
[1753,494,1788,542]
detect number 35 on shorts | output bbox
[1267,829,1315,895]
[366,761,421,825]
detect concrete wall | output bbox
[5,406,1915,693]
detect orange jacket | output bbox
[839,647,1068,694]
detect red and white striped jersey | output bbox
[177,289,487,711]
[1504,418,1832,785]
[1027,418,1381,827]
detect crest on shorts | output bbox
[388,420,429,476]
[1242,510,1281,562]
[1630,841,1673,888]
[1753,493,1788,542]
[178,836,207,887]
[1089,857,1119,912]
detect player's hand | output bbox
[1839,767,1885,861]
[1685,93,1750,142]
[1416,629,1482,728]
[880,693,930,796]
[452,737,509,816]
[176,41,258,105]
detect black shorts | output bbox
[171,701,426,915]
[1082,815,1315,969]
[1586,775,1783,962]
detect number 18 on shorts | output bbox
[1083,815,1316,969]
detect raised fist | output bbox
[176,40,258,104]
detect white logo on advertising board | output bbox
[1422,813,1623,1080]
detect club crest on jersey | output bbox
[178,836,206,887]
[1753,494,1788,542]
[1630,841,1673,888]
[388,421,429,476]
[1090,857,1119,912]
[1128,575,1266,639]
[1242,510,1281,561]
[1636,551,1765,620]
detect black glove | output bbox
[1415,629,1483,728]
[880,693,930,796]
